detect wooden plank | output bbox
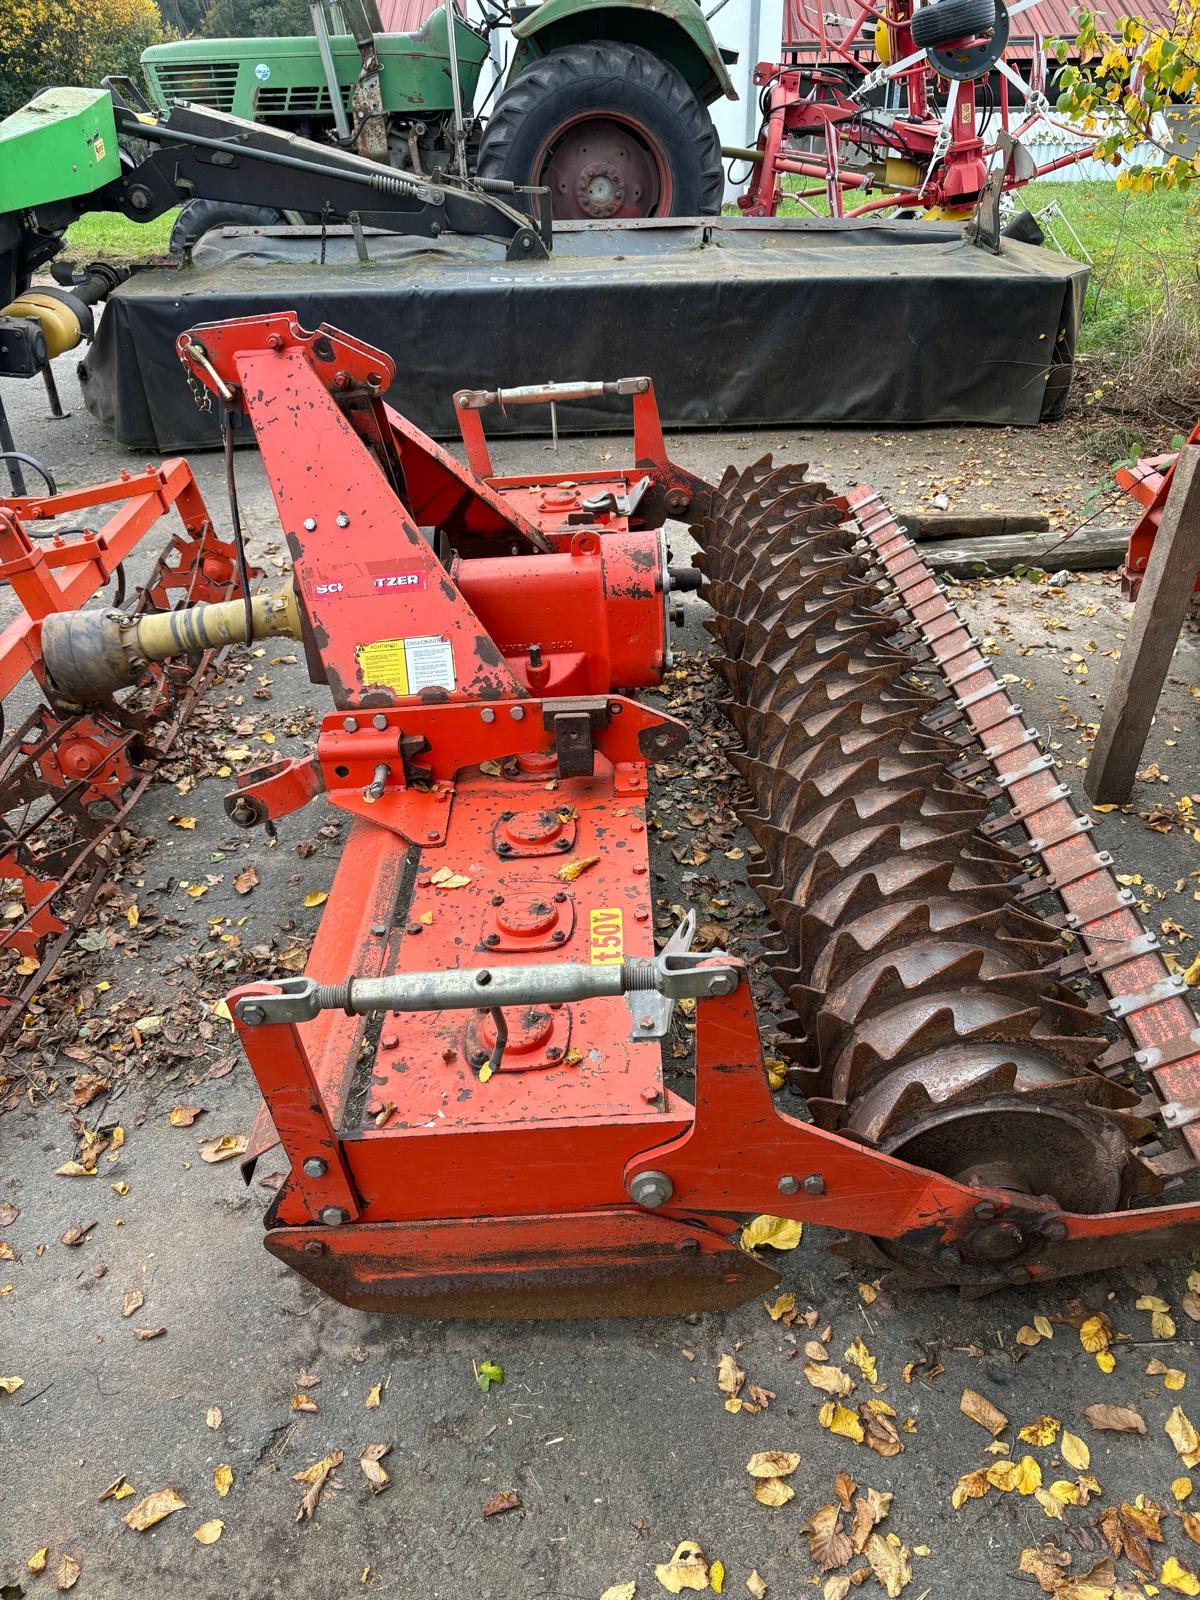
[1084,445,1200,806]
[904,511,1051,539]
[921,524,1131,576]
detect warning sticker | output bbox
[589,907,624,965]
[356,635,455,696]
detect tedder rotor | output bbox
[29,311,1200,1317]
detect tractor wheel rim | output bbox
[535,114,670,220]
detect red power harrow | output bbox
[26,311,1200,1316]
[737,0,1093,220]
[0,460,251,1050]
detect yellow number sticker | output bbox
[589,907,624,965]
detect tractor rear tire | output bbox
[910,0,996,48]
[477,41,724,220]
[169,200,288,256]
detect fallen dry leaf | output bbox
[199,1134,248,1164]
[1019,1545,1072,1594]
[555,856,599,884]
[59,1222,96,1246]
[843,1339,877,1385]
[365,1382,383,1409]
[961,1388,1008,1437]
[207,1406,223,1430]
[169,1105,204,1128]
[55,1554,81,1591]
[601,1586,637,1600]
[1079,1316,1111,1354]
[746,1451,800,1479]
[1019,1415,1061,1447]
[233,866,259,895]
[291,1393,318,1413]
[193,1519,223,1545]
[1061,1431,1090,1471]
[754,1478,795,1507]
[819,1401,865,1443]
[294,1450,343,1521]
[865,1533,911,1597]
[27,1549,48,1574]
[718,1353,745,1399]
[766,1292,796,1322]
[1168,1406,1200,1467]
[481,1488,521,1517]
[804,1362,856,1398]
[805,1504,852,1573]
[741,1215,802,1252]
[0,1376,25,1396]
[132,1326,166,1341]
[851,1488,892,1553]
[1162,1556,1200,1595]
[121,1288,143,1319]
[654,1541,709,1593]
[746,1573,767,1599]
[123,1487,185,1531]
[360,1444,392,1495]
[1083,1403,1146,1434]
[214,1464,232,1498]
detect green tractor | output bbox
[141,0,736,251]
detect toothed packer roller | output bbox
[690,459,1158,1278]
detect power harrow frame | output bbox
[18,309,1200,1314]
[0,463,250,1047]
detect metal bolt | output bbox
[638,1014,654,1029]
[554,838,570,851]
[406,921,422,935]
[481,707,496,724]
[491,894,505,907]
[497,841,513,856]
[974,1200,997,1221]
[803,1174,826,1196]
[777,1174,799,1195]
[343,716,359,732]
[545,1046,562,1060]
[371,924,387,937]
[267,333,284,350]
[239,1003,265,1026]
[336,513,350,528]
[484,933,501,947]
[303,1157,327,1178]
[425,830,439,842]
[550,930,566,943]
[319,1207,348,1227]
[303,517,316,532]
[372,713,388,730]
[629,1170,673,1209]
[304,1239,325,1255]
[552,891,567,903]
[510,706,525,721]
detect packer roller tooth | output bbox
[694,460,1161,1276]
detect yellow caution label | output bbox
[589,907,624,965]
[356,635,455,696]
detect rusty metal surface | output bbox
[691,459,1187,1255]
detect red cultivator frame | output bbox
[1119,417,1200,598]
[737,0,1093,219]
[27,310,1200,1315]
[0,463,248,1044]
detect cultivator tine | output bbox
[690,462,1200,1279]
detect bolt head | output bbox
[343,716,358,732]
[303,517,317,531]
[777,1174,800,1196]
[336,513,350,528]
[510,706,525,721]
[239,1003,265,1026]
[302,1157,327,1178]
[373,713,388,730]
[303,1239,325,1255]
[629,1170,673,1209]
[803,1174,826,1196]
[319,1207,348,1227]
[481,707,496,724]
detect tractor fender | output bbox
[509,0,737,103]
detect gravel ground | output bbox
[2,345,1199,1600]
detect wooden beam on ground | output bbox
[1084,445,1200,806]
[921,524,1132,576]
[904,511,1051,540]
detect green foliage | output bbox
[0,0,169,119]
[196,0,314,37]
[1054,0,1200,192]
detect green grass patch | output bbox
[63,209,178,259]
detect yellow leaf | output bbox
[1061,1431,1090,1470]
[55,1162,95,1178]
[126,905,139,927]
[555,856,600,884]
[754,1477,795,1507]
[193,1519,223,1545]
[27,1549,48,1573]
[951,1467,992,1509]
[766,1292,796,1322]
[717,1354,745,1398]
[654,1541,709,1593]
[1162,1557,1200,1595]
[214,1464,233,1498]
[0,1376,25,1395]
[865,1532,911,1598]
[1095,1350,1116,1374]
[804,1362,856,1398]
[303,891,328,908]
[710,1559,725,1595]
[1049,1480,1082,1505]
[746,1451,800,1478]
[601,1587,638,1600]
[1173,1478,1193,1502]
[291,1393,318,1413]
[844,1338,877,1384]
[1035,1488,1065,1520]
[1167,1407,1200,1465]
[1018,1415,1061,1447]
[1015,1326,1042,1347]
[1079,1316,1110,1353]
[858,1282,878,1305]
[747,1573,766,1599]
[819,1401,865,1443]
[111,1182,129,1197]
[1034,1315,1054,1339]
[1153,1310,1178,1339]
[122,1487,185,1531]
[172,816,197,829]
[185,883,208,899]
[365,1382,383,1408]
[741,1216,802,1252]
[199,1134,248,1164]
